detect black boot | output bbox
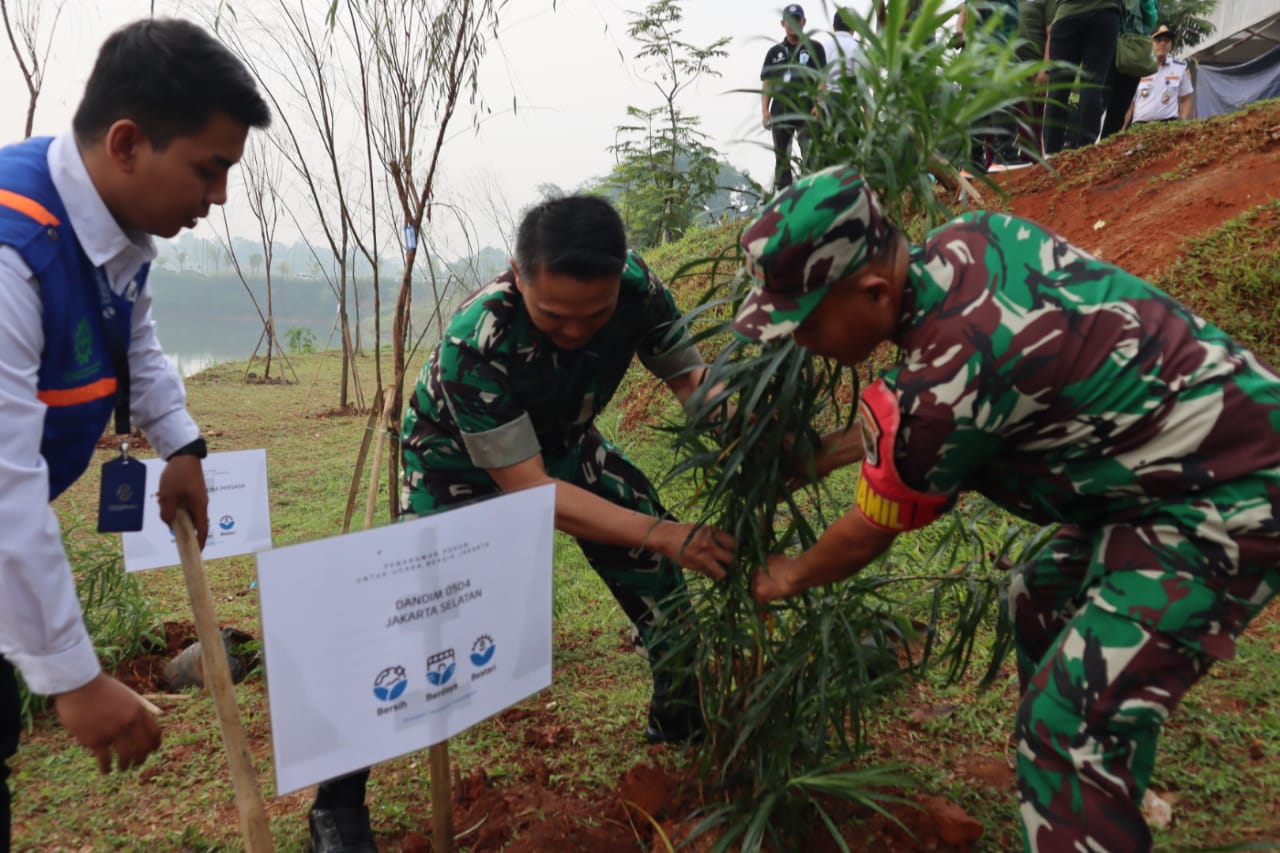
[644,670,704,744]
[309,770,376,853]
[308,806,377,853]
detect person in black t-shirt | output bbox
[760,3,826,192]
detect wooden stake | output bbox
[351,395,455,851]
[173,509,274,852]
[429,743,454,853]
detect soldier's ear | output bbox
[853,271,892,308]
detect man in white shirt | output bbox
[1124,24,1195,128]
[812,7,864,94]
[0,19,270,848]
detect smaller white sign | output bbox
[257,485,555,796]
[122,449,273,572]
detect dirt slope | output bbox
[996,99,1280,281]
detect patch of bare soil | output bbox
[995,101,1280,281]
[112,621,198,694]
[311,403,366,419]
[95,428,153,453]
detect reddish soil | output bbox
[112,621,198,694]
[995,103,1280,282]
[391,754,985,853]
[311,403,367,419]
[94,428,153,453]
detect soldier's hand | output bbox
[762,111,771,130]
[53,673,162,774]
[751,554,800,604]
[654,521,733,581]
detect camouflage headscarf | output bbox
[733,166,890,343]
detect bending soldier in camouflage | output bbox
[306,195,733,853]
[402,195,733,716]
[736,166,1280,851]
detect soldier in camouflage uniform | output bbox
[305,195,734,852]
[735,166,1280,852]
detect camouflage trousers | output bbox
[406,425,688,665]
[1009,473,1280,852]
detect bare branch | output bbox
[1,0,64,137]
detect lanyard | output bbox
[93,266,131,436]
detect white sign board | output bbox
[256,484,555,796]
[122,449,273,572]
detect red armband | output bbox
[854,380,949,532]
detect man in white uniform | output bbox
[1124,24,1195,128]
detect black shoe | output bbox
[644,672,705,744]
[308,806,378,853]
[644,700,705,744]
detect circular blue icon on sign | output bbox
[470,635,495,667]
[426,650,456,687]
[373,666,408,702]
[219,514,235,531]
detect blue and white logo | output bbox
[426,649,455,687]
[219,514,236,531]
[373,665,408,702]
[470,635,495,667]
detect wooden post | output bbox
[354,390,454,850]
[429,743,454,853]
[173,509,274,852]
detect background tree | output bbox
[1159,0,1218,49]
[217,0,374,410]
[606,0,728,248]
[607,106,723,248]
[351,0,502,514]
[241,135,291,380]
[0,0,63,138]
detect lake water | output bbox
[170,351,234,377]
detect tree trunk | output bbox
[388,252,415,516]
[339,270,350,407]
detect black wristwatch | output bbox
[167,437,208,460]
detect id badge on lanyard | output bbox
[93,266,144,532]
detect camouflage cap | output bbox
[733,166,889,343]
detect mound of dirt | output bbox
[996,100,1280,281]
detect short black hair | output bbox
[869,224,904,270]
[514,195,628,281]
[834,8,853,32]
[73,18,271,148]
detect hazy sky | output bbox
[0,0,886,254]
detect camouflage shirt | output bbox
[881,211,1280,527]
[401,251,703,474]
